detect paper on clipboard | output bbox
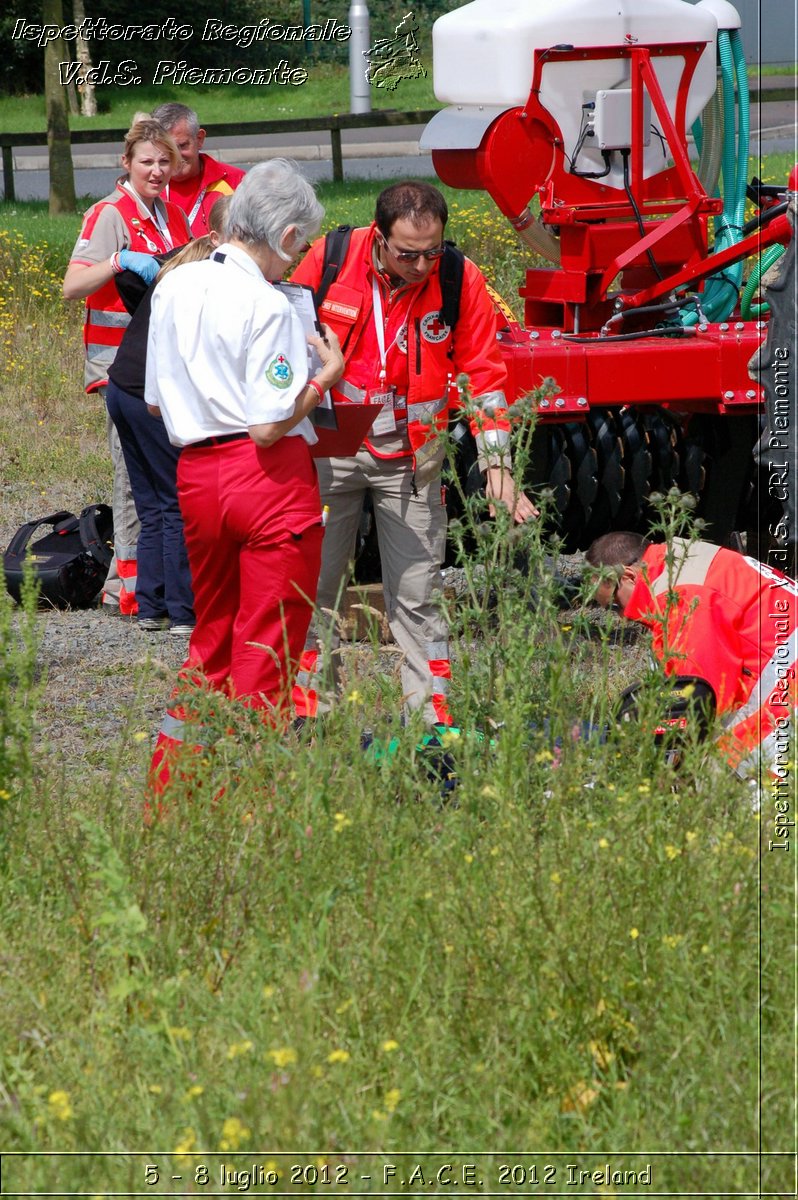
[273,281,337,430]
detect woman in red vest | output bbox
[63,114,191,617]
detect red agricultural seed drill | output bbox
[421,0,795,562]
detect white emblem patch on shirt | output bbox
[266,354,294,389]
[420,311,451,343]
[395,322,408,354]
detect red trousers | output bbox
[149,435,322,794]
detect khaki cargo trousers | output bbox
[296,447,452,726]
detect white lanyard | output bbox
[150,202,174,250]
[122,181,173,251]
[371,275,406,383]
[165,182,208,229]
[187,187,208,228]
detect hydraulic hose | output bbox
[681,29,748,326]
[740,242,785,318]
[695,84,723,198]
[512,209,562,266]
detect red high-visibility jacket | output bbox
[291,223,511,466]
[73,186,190,393]
[624,538,798,778]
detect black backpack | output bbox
[316,224,466,336]
[3,505,114,609]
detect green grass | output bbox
[0,502,789,1192]
[0,145,793,1187]
[748,62,797,78]
[0,62,439,133]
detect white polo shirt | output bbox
[145,242,315,448]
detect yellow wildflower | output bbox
[174,1126,196,1165]
[219,1116,251,1151]
[226,1040,254,1060]
[327,1048,350,1064]
[381,1039,399,1053]
[561,1080,600,1113]
[267,1047,297,1068]
[48,1090,73,1121]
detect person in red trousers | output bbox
[145,159,344,795]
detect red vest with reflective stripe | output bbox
[81,188,189,392]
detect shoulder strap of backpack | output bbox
[79,504,114,568]
[315,225,353,309]
[4,512,76,560]
[439,241,465,334]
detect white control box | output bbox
[593,88,652,150]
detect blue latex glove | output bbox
[118,249,160,284]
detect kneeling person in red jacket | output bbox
[587,531,798,780]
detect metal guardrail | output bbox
[0,109,439,201]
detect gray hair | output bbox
[151,102,200,136]
[227,160,323,260]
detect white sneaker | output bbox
[169,624,195,636]
[138,615,170,632]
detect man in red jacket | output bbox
[152,102,245,236]
[291,180,537,727]
[587,531,798,782]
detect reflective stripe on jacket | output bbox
[80,187,190,393]
[625,539,798,777]
[291,224,511,462]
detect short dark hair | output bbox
[585,531,650,568]
[375,181,448,239]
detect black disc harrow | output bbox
[352,406,759,582]
[523,406,736,553]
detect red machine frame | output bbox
[432,41,791,422]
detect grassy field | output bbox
[0,59,794,133]
[0,161,794,1189]
[0,63,438,133]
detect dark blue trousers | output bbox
[105,380,195,625]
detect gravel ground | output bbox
[2,481,186,778]
[2,477,625,784]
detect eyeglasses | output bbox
[380,236,445,263]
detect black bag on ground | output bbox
[3,505,114,609]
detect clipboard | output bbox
[309,402,383,458]
[273,282,381,456]
[273,280,337,428]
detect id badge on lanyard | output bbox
[369,276,397,434]
[369,386,397,435]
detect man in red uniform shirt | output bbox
[152,102,245,236]
[291,180,537,728]
[587,531,798,781]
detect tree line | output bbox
[2,0,461,96]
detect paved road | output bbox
[8,125,435,201]
[6,100,795,203]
